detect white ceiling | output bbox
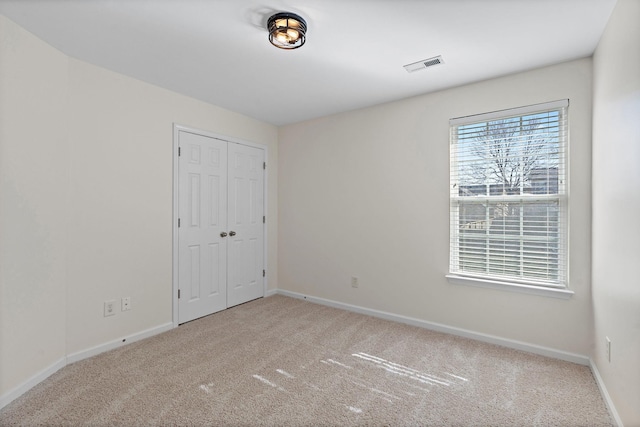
[0,0,617,126]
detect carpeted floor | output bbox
[1,295,613,426]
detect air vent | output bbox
[403,55,444,73]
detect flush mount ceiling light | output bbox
[267,12,307,50]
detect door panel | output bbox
[177,131,264,322]
[227,143,264,308]
[178,131,227,323]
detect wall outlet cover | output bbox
[104,300,117,317]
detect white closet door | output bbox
[226,143,265,308]
[178,131,228,323]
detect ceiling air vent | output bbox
[403,55,444,73]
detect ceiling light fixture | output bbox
[267,12,307,50]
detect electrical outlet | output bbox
[606,336,611,362]
[122,297,131,311]
[351,276,359,288]
[104,300,116,317]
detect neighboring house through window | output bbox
[448,100,569,292]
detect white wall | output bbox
[65,59,278,355]
[0,15,278,398]
[0,14,69,398]
[592,0,640,425]
[279,58,593,356]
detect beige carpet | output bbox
[1,295,612,426]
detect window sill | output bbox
[446,274,574,299]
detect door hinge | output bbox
[263,162,266,170]
[178,289,181,299]
[178,218,181,228]
[263,215,265,224]
[178,146,181,156]
[263,270,266,277]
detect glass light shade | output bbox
[268,12,307,50]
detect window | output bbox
[449,100,568,290]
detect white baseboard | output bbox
[265,289,278,297]
[276,289,590,366]
[0,357,66,410]
[67,322,173,364]
[0,322,174,411]
[590,359,623,427]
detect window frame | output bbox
[447,100,572,298]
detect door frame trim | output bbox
[172,123,269,327]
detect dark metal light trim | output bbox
[267,12,307,50]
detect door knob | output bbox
[220,232,228,238]
[229,231,236,236]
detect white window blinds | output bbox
[449,100,568,288]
